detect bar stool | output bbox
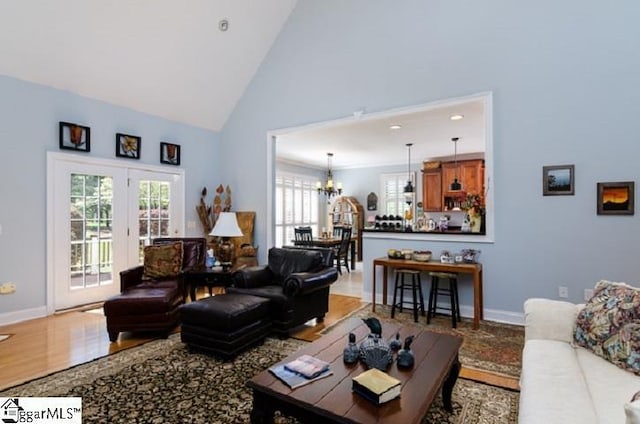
[427,272,461,328]
[391,269,425,323]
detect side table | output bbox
[185,267,236,301]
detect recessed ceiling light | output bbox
[450,114,464,121]
[389,124,402,130]
[219,19,229,32]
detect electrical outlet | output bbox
[0,282,16,294]
[584,288,594,301]
[558,286,568,298]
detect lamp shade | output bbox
[209,212,243,237]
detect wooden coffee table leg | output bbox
[442,355,461,413]
[250,390,275,424]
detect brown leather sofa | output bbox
[103,237,206,341]
[227,247,339,336]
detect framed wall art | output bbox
[115,133,141,159]
[597,181,634,215]
[542,164,574,196]
[160,142,180,165]
[59,122,90,152]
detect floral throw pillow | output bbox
[574,280,640,375]
[625,390,640,424]
[143,241,183,279]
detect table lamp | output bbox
[209,212,243,269]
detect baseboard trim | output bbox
[0,306,48,327]
[364,291,524,326]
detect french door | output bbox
[47,153,184,311]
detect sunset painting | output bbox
[598,182,634,215]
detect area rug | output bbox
[0,333,518,423]
[323,303,524,379]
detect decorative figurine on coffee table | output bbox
[389,332,402,352]
[359,318,393,371]
[397,335,415,369]
[343,333,360,364]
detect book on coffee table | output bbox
[352,368,401,405]
[269,364,332,389]
[284,354,330,379]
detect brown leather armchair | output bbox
[228,247,339,336]
[103,237,206,341]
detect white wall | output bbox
[221,0,640,315]
[0,75,220,322]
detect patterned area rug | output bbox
[0,334,518,423]
[324,303,524,379]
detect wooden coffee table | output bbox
[247,318,463,423]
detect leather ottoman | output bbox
[103,287,182,342]
[180,293,272,358]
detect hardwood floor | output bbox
[290,293,364,342]
[0,292,363,391]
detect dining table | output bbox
[372,257,483,329]
[291,236,357,270]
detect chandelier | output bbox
[316,152,343,198]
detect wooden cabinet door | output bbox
[422,170,442,212]
[460,160,484,195]
[441,163,457,191]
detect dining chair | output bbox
[334,226,352,274]
[294,226,313,246]
[332,225,344,238]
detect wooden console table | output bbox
[372,257,483,330]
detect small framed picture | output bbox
[59,122,90,152]
[597,181,634,215]
[115,133,141,159]
[542,165,574,196]
[160,142,180,165]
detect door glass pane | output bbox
[69,173,113,290]
[138,180,171,263]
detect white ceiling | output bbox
[0,0,297,131]
[276,99,486,169]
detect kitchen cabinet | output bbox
[441,159,485,211]
[460,160,484,195]
[421,168,442,212]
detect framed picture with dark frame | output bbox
[542,164,575,196]
[160,142,180,165]
[115,133,141,159]
[59,122,90,152]
[597,181,634,215]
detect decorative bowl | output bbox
[413,251,432,262]
[387,249,404,259]
[401,249,413,260]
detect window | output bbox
[275,173,319,247]
[380,172,415,217]
[137,180,171,263]
[69,173,114,289]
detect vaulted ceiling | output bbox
[0,0,297,131]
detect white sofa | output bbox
[519,298,640,424]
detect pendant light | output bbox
[403,143,414,204]
[450,137,462,191]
